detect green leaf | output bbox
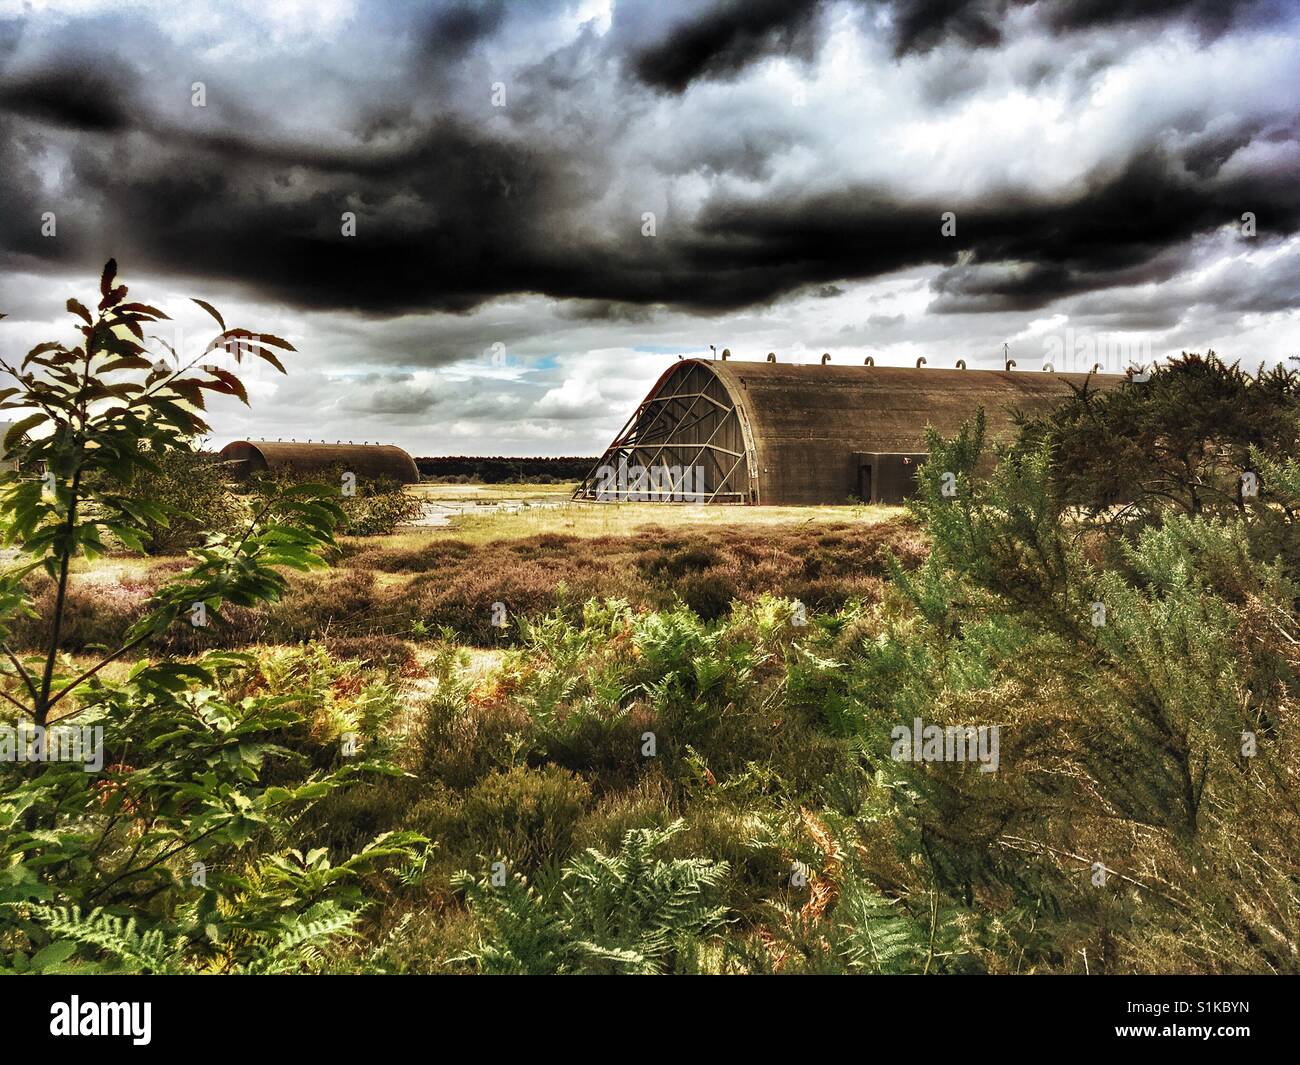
[4,412,44,449]
[30,940,77,970]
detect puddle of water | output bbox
[406,499,566,527]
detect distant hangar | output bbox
[219,440,420,484]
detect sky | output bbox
[0,0,1298,457]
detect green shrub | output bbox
[250,467,424,537]
[786,395,1300,974]
[0,263,424,974]
[408,765,592,875]
[122,449,246,555]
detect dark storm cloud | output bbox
[926,150,1300,311]
[1041,0,1285,38]
[625,0,823,93]
[0,0,1296,322]
[421,0,508,63]
[29,116,575,314]
[555,300,658,323]
[886,0,1006,57]
[0,57,137,132]
[687,137,1300,312]
[883,0,1287,57]
[615,0,1292,82]
[5,104,1294,317]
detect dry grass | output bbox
[410,482,578,503]
[10,503,923,651]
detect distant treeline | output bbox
[414,456,597,483]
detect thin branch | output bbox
[0,687,32,715]
[45,631,151,714]
[87,824,223,904]
[1,641,39,701]
[996,835,1190,911]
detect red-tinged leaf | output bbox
[191,298,225,329]
[22,342,65,367]
[220,339,280,365]
[98,284,127,311]
[170,380,207,410]
[119,302,170,319]
[218,327,296,352]
[100,258,117,298]
[85,382,141,401]
[256,333,296,351]
[203,365,249,404]
[252,348,286,373]
[67,298,93,325]
[101,355,155,373]
[103,335,146,358]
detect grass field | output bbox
[10,458,1298,974]
[8,488,934,972]
[401,481,901,544]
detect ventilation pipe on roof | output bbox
[1005,359,1017,371]
[721,348,730,360]
[1092,363,1103,373]
[864,356,874,366]
[956,359,966,369]
[767,352,776,362]
[821,353,831,364]
[1043,362,1056,372]
[916,357,926,367]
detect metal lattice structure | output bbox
[573,360,753,502]
[0,421,25,472]
[575,358,1124,505]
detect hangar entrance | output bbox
[574,360,754,502]
[855,452,928,505]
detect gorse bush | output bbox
[794,374,1299,973]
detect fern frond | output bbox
[29,904,184,974]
